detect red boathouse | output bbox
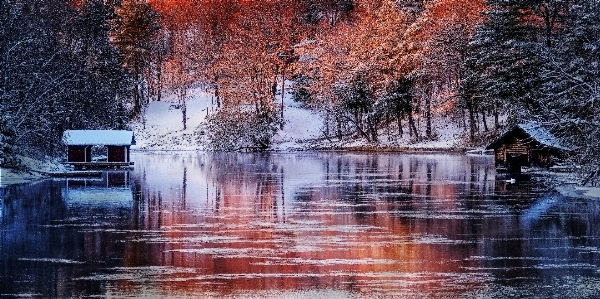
[63,130,136,169]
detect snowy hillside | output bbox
[132,84,466,152]
[132,85,325,151]
[131,88,214,150]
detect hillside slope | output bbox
[132,86,468,152]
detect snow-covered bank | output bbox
[557,185,600,200]
[271,96,324,150]
[130,84,467,152]
[0,168,45,186]
[275,116,468,152]
[0,156,67,187]
[131,85,328,151]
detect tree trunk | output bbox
[475,109,480,133]
[134,81,142,117]
[468,102,476,142]
[425,96,432,139]
[324,111,330,139]
[214,81,221,108]
[336,117,343,140]
[354,108,364,138]
[493,100,500,129]
[481,109,488,132]
[281,70,285,120]
[408,111,419,141]
[182,96,187,130]
[367,118,378,143]
[397,108,403,137]
[156,52,163,102]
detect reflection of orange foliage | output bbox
[69,0,85,8]
[149,0,207,27]
[117,155,491,297]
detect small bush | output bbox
[204,107,283,151]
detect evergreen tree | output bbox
[461,0,573,138]
[111,0,160,117]
[0,0,132,161]
[460,0,549,141]
[539,1,600,183]
[74,0,130,129]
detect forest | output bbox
[1,0,600,182]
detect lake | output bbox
[2,152,600,298]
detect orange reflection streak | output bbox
[118,153,491,297]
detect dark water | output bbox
[2,152,600,298]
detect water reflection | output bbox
[2,152,600,298]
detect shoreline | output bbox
[130,144,480,154]
[0,168,49,187]
[3,151,583,193]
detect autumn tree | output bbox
[407,0,485,140]
[297,1,418,142]
[196,0,307,150]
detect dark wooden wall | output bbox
[107,146,126,162]
[68,146,91,162]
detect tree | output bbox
[1,0,131,160]
[334,71,378,142]
[298,1,417,142]
[301,0,355,26]
[74,0,130,129]
[111,0,160,117]
[204,107,283,151]
[460,0,573,143]
[384,77,419,140]
[408,0,485,140]
[537,0,600,184]
[460,0,542,142]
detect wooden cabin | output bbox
[486,122,570,171]
[63,130,136,169]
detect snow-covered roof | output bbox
[518,122,571,150]
[63,130,136,146]
[486,122,571,151]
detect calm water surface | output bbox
[2,152,600,298]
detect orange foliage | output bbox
[409,0,486,110]
[145,0,486,120]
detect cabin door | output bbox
[507,153,528,172]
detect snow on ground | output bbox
[575,187,600,199]
[272,83,465,151]
[308,116,465,151]
[132,87,216,150]
[272,84,324,150]
[133,83,326,151]
[274,105,323,149]
[0,168,44,186]
[132,81,467,151]
[1,155,68,186]
[557,184,600,200]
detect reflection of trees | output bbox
[1,180,130,297]
[9,153,600,297]
[121,153,500,295]
[123,152,600,297]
